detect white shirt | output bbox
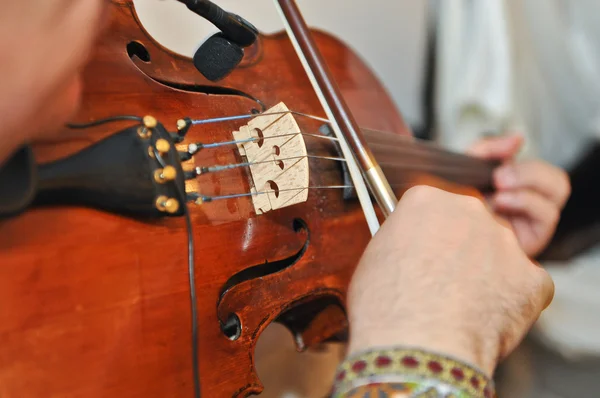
[435,0,600,170]
[435,0,600,360]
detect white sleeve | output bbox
[434,0,517,152]
[533,246,600,360]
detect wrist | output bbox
[332,346,496,398]
[348,323,499,377]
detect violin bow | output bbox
[273,0,397,235]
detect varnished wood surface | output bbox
[0,1,498,396]
[0,1,409,397]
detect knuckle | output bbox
[400,186,490,222]
[529,266,555,309]
[499,225,520,246]
[401,185,443,205]
[457,194,488,214]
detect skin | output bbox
[0,0,569,385]
[347,185,556,376]
[347,137,569,376]
[468,134,571,257]
[0,0,107,164]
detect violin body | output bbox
[0,1,413,397]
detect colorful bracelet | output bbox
[331,348,496,398]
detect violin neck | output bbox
[362,128,497,194]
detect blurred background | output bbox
[134,0,429,134]
[134,1,600,397]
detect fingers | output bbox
[494,160,571,207]
[467,134,524,160]
[492,189,560,230]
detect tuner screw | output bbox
[154,166,177,183]
[188,143,200,155]
[138,126,152,139]
[156,196,180,214]
[143,116,158,129]
[176,118,193,139]
[155,139,171,154]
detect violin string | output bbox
[191,178,492,205]
[377,161,495,177]
[194,154,346,175]
[66,112,491,177]
[188,134,492,178]
[190,110,329,125]
[232,148,490,178]
[366,139,493,168]
[188,131,338,154]
[272,0,381,236]
[189,111,492,176]
[191,185,353,203]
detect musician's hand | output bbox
[0,0,107,164]
[468,135,571,257]
[347,186,554,376]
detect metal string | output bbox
[65,110,490,176]
[191,110,329,125]
[189,110,490,176]
[195,154,346,175]
[188,132,338,154]
[272,0,381,236]
[187,136,492,178]
[191,180,465,205]
[185,107,494,194]
[191,185,353,203]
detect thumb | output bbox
[467,134,524,161]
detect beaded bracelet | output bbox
[331,348,496,398]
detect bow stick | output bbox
[273,0,398,235]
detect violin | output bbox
[0,1,497,397]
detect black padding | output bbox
[193,33,244,81]
[0,146,37,218]
[35,123,186,218]
[319,125,355,200]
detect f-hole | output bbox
[254,128,265,148]
[127,41,151,63]
[221,314,242,341]
[267,180,280,198]
[219,219,310,299]
[218,219,311,339]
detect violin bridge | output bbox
[233,102,309,214]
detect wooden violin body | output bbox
[0,1,492,397]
